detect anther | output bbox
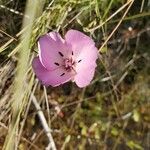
[58,52,64,57]
[54,62,59,66]
[78,60,82,63]
[60,73,65,76]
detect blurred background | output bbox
[0,0,149,149]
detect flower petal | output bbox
[74,62,97,88]
[65,29,96,58]
[65,30,98,87]
[32,57,74,87]
[38,32,70,70]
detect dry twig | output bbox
[30,93,57,150]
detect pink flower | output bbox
[32,30,98,88]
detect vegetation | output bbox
[0,0,149,149]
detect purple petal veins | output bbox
[32,29,98,87]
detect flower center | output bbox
[64,58,75,71]
[54,51,82,76]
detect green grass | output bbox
[0,0,149,149]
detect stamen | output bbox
[72,51,74,55]
[54,62,59,66]
[60,73,65,76]
[78,60,82,63]
[58,51,64,57]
